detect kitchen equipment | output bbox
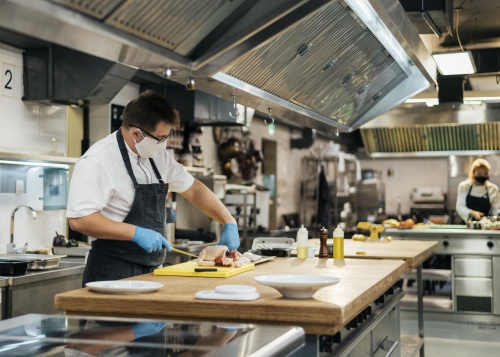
[170,247,198,259]
[154,260,254,278]
[409,186,447,219]
[26,167,69,211]
[0,254,66,270]
[251,237,294,257]
[357,222,385,240]
[255,275,340,299]
[0,260,31,276]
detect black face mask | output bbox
[475,176,489,184]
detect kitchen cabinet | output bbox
[1,259,85,319]
[386,227,500,322]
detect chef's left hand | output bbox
[218,223,240,251]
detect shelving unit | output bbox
[225,186,257,241]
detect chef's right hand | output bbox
[131,322,167,339]
[132,226,171,253]
[470,210,484,220]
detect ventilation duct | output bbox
[360,104,500,157]
[23,45,137,106]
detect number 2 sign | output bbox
[2,63,15,97]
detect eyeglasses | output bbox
[130,124,172,144]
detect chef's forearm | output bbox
[180,179,237,225]
[68,212,136,240]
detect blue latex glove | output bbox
[218,223,240,251]
[132,226,171,253]
[131,322,167,339]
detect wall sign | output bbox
[2,63,15,97]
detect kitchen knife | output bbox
[171,247,198,259]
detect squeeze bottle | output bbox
[333,225,344,259]
[296,225,309,259]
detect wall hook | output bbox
[229,95,240,119]
[265,107,275,125]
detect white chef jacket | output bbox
[66,131,194,222]
[455,179,500,222]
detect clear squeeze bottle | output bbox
[333,225,344,259]
[296,225,309,259]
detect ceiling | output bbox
[401,0,500,100]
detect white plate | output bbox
[195,290,260,301]
[214,285,257,295]
[86,280,164,294]
[255,275,340,299]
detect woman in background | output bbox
[456,158,500,223]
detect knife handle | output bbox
[194,268,218,272]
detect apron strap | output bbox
[149,158,165,184]
[116,128,139,188]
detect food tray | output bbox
[0,254,67,270]
[251,237,294,257]
[52,246,90,257]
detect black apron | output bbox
[82,129,168,285]
[466,184,491,219]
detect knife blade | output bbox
[171,247,198,259]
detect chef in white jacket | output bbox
[66,90,239,286]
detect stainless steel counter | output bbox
[0,314,305,357]
[0,261,85,286]
[385,228,500,255]
[1,258,85,319]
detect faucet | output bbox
[7,205,37,254]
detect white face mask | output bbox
[133,131,167,158]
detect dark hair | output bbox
[121,90,180,131]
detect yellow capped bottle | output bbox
[296,225,309,259]
[333,225,344,259]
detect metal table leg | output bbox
[417,264,425,357]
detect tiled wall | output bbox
[0,43,68,253]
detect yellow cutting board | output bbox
[154,260,255,278]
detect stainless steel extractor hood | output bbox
[0,0,436,132]
[360,103,500,158]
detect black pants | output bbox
[82,249,156,287]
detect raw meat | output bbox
[197,246,255,267]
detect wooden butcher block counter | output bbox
[55,257,406,335]
[307,238,438,272]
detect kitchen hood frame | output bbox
[360,103,500,158]
[0,0,435,132]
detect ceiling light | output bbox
[432,51,476,75]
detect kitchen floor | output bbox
[401,280,500,356]
[400,317,500,357]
